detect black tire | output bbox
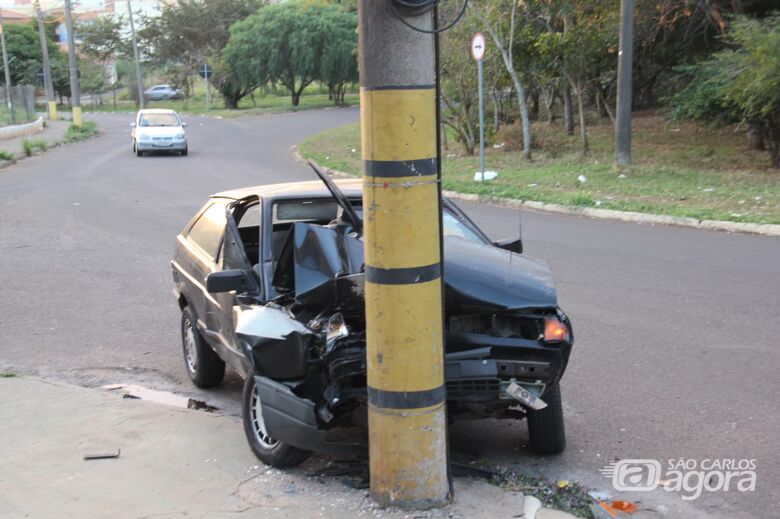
[180,306,225,388]
[136,143,143,157]
[527,383,566,454]
[242,372,311,468]
[181,146,188,156]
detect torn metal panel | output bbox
[234,305,316,379]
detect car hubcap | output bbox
[184,322,197,373]
[251,385,278,449]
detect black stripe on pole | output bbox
[367,385,446,409]
[364,158,437,178]
[365,263,441,285]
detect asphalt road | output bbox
[1,109,777,518]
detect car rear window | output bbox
[188,203,226,257]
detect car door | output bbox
[181,201,227,337]
[210,201,263,370]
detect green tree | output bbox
[669,14,780,168]
[140,0,265,106]
[2,23,64,85]
[77,15,125,62]
[223,1,357,106]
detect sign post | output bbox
[199,64,213,111]
[471,32,486,181]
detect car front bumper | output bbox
[137,140,187,151]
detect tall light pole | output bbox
[615,0,635,167]
[0,8,16,124]
[127,0,145,109]
[63,0,81,127]
[34,0,57,121]
[359,0,450,508]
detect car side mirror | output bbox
[494,237,523,254]
[206,270,247,293]
[181,122,187,128]
[130,122,136,128]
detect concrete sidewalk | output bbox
[0,119,71,159]
[0,377,578,519]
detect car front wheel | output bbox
[527,383,566,454]
[181,306,225,388]
[242,372,311,468]
[181,146,188,156]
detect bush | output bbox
[64,121,99,143]
[21,139,48,157]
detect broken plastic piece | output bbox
[84,449,121,460]
[610,500,637,513]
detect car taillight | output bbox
[544,316,570,343]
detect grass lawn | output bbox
[68,81,359,117]
[299,112,780,225]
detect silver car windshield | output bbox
[139,113,179,127]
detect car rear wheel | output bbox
[242,372,311,468]
[181,306,224,388]
[527,383,566,454]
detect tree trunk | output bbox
[575,87,588,154]
[747,120,765,150]
[542,87,555,124]
[563,85,574,135]
[597,89,615,125]
[291,91,300,106]
[529,90,540,121]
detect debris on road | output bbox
[474,170,499,181]
[102,384,218,413]
[83,449,121,461]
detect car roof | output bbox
[211,179,363,201]
[137,108,178,115]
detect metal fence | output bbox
[0,85,38,125]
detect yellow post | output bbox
[359,1,449,508]
[47,101,57,121]
[72,106,82,127]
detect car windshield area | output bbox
[442,210,488,245]
[139,113,180,127]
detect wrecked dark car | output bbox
[171,171,573,468]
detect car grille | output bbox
[446,378,500,400]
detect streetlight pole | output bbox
[63,0,81,127]
[615,0,635,167]
[34,0,57,121]
[0,8,16,124]
[127,0,145,109]
[359,0,450,508]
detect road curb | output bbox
[0,116,44,140]
[294,149,780,237]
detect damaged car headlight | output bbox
[543,316,571,343]
[326,313,349,342]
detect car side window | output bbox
[222,228,250,271]
[188,203,227,258]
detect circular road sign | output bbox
[198,64,213,79]
[471,32,486,62]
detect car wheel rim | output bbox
[183,321,197,373]
[251,385,279,449]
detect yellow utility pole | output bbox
[63,0,81,127]
[34,0,57,121]
[359,1,450,508]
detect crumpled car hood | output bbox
[288,223,557,313]
[442,236,557,313]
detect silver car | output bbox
[144,84,183,101]
[131,109,188,157]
